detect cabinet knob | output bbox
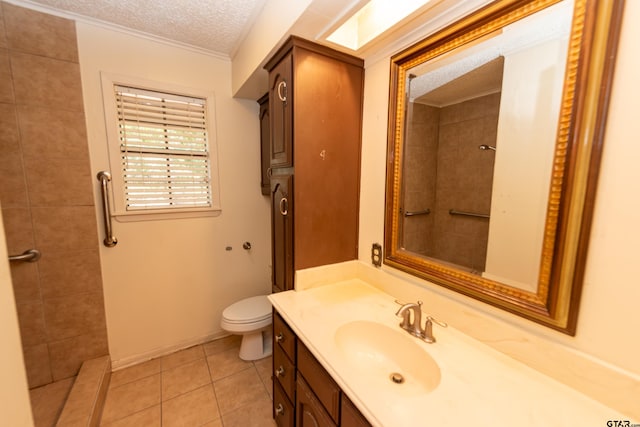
[275,366,285,377]
[275,332,284,343]
[275,403,285,416]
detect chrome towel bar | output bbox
[449,209,490,219]
[9,248,41,263]
[97,171,117,247]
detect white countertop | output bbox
[268,279,624,427]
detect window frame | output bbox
[101,73,221,221]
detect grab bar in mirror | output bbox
[404,209,431,217]
[97,171,118,247]
[9,249,41,263]
[449,209,489,219]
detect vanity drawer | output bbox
[273,380,295,427]
[297,341,340,423]
[274,312,296,361]
[273,340,296,401]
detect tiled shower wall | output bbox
[402,93,499,272]
[432,93,499,272]
[0,3,108,388]
[402,103,439,255]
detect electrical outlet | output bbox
[371,243,382,267]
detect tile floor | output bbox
[99,335,276,427]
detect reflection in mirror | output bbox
[400,2,572,292]
[385,0,624,334]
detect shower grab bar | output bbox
[449,209,490,219]
[9,248,41,263]
[97,171,118,247]
[404,209,431,217]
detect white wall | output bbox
[0,204,34,427]
[77,24,271,367]
[485,37,567,291]
[358,0,640,380]
[231,0,312,98]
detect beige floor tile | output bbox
[161,345,204,371]
[214,367,270,415]
[254,356,273,399]
[254,356,272,382]
[161,359,211,401]
[221,394,276,427]
[100,374,160,424]
[100,405,160,427]
[161,384,220,427]
[203,335,241,356]
[206,348,252,381]
[29,377,74,427]
[110,359,161,388]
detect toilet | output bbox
[220,295,273,360]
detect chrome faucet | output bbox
[395,300,447,343]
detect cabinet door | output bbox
[271,174,294,293]
[258,93,270,196]
[269,53,293,168]
[297,341,340,423]
[296,376,336,427]
[341,394,372,427]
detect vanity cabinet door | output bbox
[297,376,337,427]
[340,395,372,427]
[271,174,294,293]
[297,341,340,423]
[269,53,293,168]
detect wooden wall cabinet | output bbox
[272,311,372,427]
[265,36,364,293]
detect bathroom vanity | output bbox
[268,263,627,427]
[272,310,371,427]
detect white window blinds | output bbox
[115,85,212,211]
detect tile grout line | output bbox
[203,347,225,426]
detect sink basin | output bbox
[334,320,440,395]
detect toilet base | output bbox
[238,327,273,361]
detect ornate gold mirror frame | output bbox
[384,0,624,335]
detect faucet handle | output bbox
[420,316,447,343]
[426,316,447,328]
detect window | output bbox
[102,75,220,219]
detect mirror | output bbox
[385,0,624,335]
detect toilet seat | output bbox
[221,295,272,328]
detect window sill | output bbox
[113,208,222,222]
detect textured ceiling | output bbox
[26,0,267,56]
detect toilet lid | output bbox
[222,295,272,324]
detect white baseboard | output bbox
[110,330,231,371]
